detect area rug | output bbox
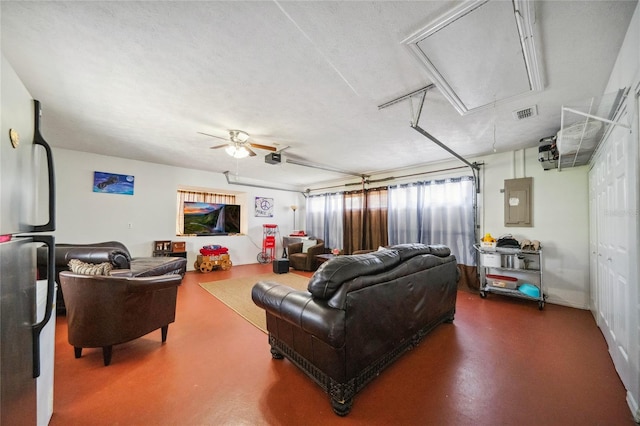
[199,273,309,333]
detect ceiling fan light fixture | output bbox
[225,144,250,159]
[230,130,250,143]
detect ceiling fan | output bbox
[198,129,277,159]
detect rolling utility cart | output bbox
[474,244,546,310]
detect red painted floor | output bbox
[49,263,634,425]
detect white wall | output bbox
[52,142,590,307]
[310,145,591,309]
[52,148,305,271]
[604,2,639,94]
[479,148,590,309]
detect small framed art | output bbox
[255,197,274,217]
[93,171,135,195]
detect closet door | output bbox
[588,169,598,317]
[591,107,637,401]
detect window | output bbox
[306,189,388,253]
[306,193,344,250]
[388,177,476,265]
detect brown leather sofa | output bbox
[38,241,187,314]
[287,238,325,271]
[59,270,183,366]
[252,243,459,416]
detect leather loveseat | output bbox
[38,241,187,314]
[252,243,459,416]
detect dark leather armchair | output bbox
[37,241,186,314]
[59,270,183,366]
[288,239,325,271]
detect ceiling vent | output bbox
[513,105,538,120]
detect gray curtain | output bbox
[306,192,344,250]
[388,176,476,265]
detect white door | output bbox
[590,105,638,410]
[588,168,598,317]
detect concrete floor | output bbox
[49,263,633,425]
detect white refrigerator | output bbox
[0,55,56,425]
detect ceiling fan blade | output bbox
[249,142,277,152]
[209,144,229,150]
[198,131,229,141]
[247,147,257,157]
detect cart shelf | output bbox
[474,244,546,310]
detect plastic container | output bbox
[518,283,540,298]
[481,253,501,268]
[487,274,518,289]
[480,241,497,250]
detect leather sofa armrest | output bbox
[58,247,131,269]
[252,281,345,348]
[59,271,182,292]
[306,243,325,257]
[130,257,187,277]
[125,274,183,292]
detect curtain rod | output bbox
[306,163,483,193]
[285,158,364,177]
[223,171,305,194]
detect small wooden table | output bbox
[316,254,335,266]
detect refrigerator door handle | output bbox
[17,234,55,378]
[32,100,56,233]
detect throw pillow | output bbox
[68,258,113,276]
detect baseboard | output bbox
[627,391,640,423]
[544,295,589,310]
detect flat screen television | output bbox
[183,202,241,235]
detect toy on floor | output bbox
[194,245,232,272]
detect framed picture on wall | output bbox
[93,171,135,195]
[255,197,274,217]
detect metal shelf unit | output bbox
[474,244,546,310]
[557,89,630,171]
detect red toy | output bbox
[195,245,231,272]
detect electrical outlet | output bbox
[128,223,133,229]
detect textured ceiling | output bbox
[1,1,636,190]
